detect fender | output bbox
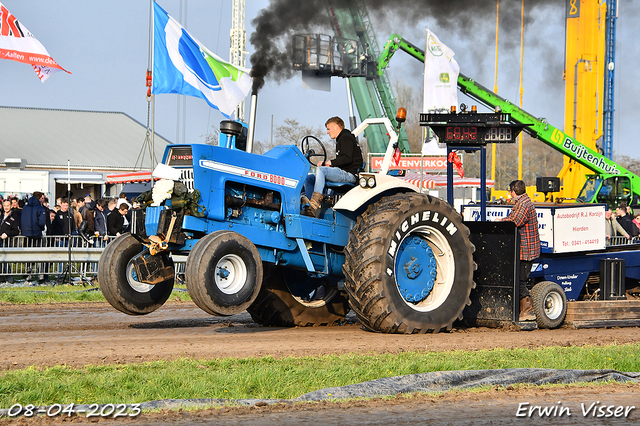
[334,174,419,212]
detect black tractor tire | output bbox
[530,281,567,329]
[185,231,263,316]
[97,234,174,315]
[247,265,350,327]
[343,193,476,333]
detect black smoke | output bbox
[249,0,564,92]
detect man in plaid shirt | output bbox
[503,180,540,321]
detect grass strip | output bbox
[1,344,639,407]
[0,285,189,304]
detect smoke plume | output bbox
[250,0,564,92]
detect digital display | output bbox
[443,127,512,143]
[166,147,193,167]
[485,128,512,142]
[446,126,477,141]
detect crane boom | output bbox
[378,34,640,208]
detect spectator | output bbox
[1,199,19,243]
[616,203,639,238]
[633,214,640,232]
[45,209,57,236]
[80,199,96,238]
[20,192,47,245]
[94,199,108,236]
[20,192,48,282]
[502,180,540,322]
[51,198,76,236]
[10,196,21,227]
[605,209,630,240]
[0,200,20,283]
[117,192,131,209]
[107,203,129,236]
[107,198,118,215]
[71,199,83,231]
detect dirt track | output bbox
[2,300,640,370]
[3,301,640,425]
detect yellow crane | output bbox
[558,0,608,199]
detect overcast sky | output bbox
[1,0,639,166]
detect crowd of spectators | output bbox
[605,202,640,241]
[0,191,136,242]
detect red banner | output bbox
[370,155,448,171]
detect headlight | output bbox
[367,176,376,188]
[359,176,367,188]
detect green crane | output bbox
[378,34,640,209]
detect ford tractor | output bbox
[97,111,476,333]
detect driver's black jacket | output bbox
[331,128,363,175]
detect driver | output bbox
[302,116,363,217]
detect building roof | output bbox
[0,106,173,170]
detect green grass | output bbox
[1,344,639,407]
[0,284,190,304]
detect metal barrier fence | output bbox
[0,235,185,283]
[0,233,637,283]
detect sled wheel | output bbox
[531,281,567,329]
[247,265,350,327]
[97,234,174,315]
[185,231,263,316]
[343,193,476,333]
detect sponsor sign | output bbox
[462,204,606,253]
[370,155,447,171]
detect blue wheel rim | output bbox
[395,234,437,303]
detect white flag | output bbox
[422,29,459,155]
[0,2,70,81]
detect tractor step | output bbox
[565,300,640,328]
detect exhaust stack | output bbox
[246,93,258,153]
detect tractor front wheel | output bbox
[97,234,174,315]
[186,231,263,316]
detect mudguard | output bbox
[333,174,419,212]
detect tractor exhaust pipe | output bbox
[246,92,257,153]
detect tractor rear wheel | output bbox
[98,234,174,315]
[531,281,567,329]
[185,231,263,316]
[248,265,350,327]
[343,193,475,333]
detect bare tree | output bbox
[392,79,423,153]
[200,126,219,146]
[456,133,564,190]
[614,154,640,176]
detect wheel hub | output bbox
[214,254,247,295]
[396,235,437,303]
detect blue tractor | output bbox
[97,114,476,333]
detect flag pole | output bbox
[149,0,156,185]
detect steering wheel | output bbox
[300,135,327,166]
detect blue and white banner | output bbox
[152,1,251,117]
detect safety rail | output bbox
[0,235,185,282]
[607,235,640,247]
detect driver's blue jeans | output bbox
[304,166,356,199]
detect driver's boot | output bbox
[308,192,323,218]
[301,195,314,217]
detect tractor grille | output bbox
[180,169,194,192]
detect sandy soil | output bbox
[2,300,640,371]
[2,300,640,425]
